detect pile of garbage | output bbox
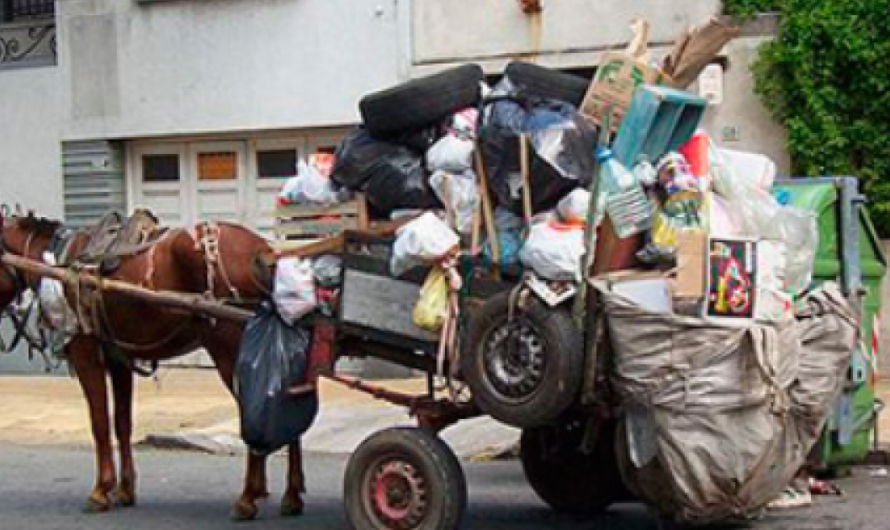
[268,16,858,524]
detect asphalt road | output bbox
[0,445,888,530]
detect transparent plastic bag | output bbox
[483,207,524,268]
[427,135,475,174]
[278,159,343,206]
[429,171,479,235]
[413,267,450,332]
[482,98,597,215]
[710,149,817,294]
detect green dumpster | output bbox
[774,177,886,466]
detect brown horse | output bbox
[0,214,303,520]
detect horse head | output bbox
[0,212,62,308]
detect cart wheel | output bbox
[521,419,625,514]
[344,427,467,530]
[462,291,584,428]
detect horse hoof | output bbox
[116,492,137,507]
[83,496,111,514]
[280,499,304,517]
[231,501,259,522]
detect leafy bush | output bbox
[727,0,890,234]
[723,0,783,18]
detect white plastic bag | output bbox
[273,257,318,325]
[426,136,475,173]
[519,220,585,281]
[556,188,591,223]
[391,212,460,277]
[429,171,479,235]
[38,252,77,338]
[712,148,777,194]
[278,159,343,206]
[709,149,817,295]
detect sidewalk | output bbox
[6,369,887,460]
[0,369,518,460]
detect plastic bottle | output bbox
[597,147,652,238]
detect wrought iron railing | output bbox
[0,19,55,68]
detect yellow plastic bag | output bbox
[413,267,450,332]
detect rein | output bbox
[0,217,51,361]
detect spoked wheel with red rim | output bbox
[344,427,467,530]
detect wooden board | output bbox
[272,193,370,251]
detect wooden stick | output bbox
[274,215,418,260]
[520,134,533,227]
[573,107,614,324]
[474,146,501,278]
[1,253,254,322]
[470,197,483,256]
[355,192,370,231]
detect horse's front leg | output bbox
[68,336,117,512]
[109,362,137,507]
[232,451,269,521]
[281,440,306,517]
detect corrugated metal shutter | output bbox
[62,140,126,229]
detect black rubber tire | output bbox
[344,427,467,530]
[521,419,625,514]
[360,64,484,138]
[461,291,584,428]
[505,62,590,107]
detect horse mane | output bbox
[13,215,61,238]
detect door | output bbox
[131,144,189,226]
[250,138,301,237]
[190,141,247,224]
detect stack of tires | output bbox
[332,62,594,219]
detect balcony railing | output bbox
[0,18,56,69]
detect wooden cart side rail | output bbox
[0,253,253,322]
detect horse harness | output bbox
[0,211,184,375]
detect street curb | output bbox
[139,414,521,461]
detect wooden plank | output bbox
[274,219,359,237]
[0,254,253,322]
[276,201,360,218]
[355,193,370,230]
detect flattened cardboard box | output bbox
[580,52,665,132]
[675,231,706,298]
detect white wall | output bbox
[411,0,721,73]
[0,66,65,216]
[701,36,791,174]
[0,65,65,374]
[59,0,405,141]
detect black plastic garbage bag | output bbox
[482,98,597,215]
[331,128,440,216]
[235,304,318,456]
[362,153,440,215]
[331,128,388,190]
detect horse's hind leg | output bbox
[280,440,305,517]
[109,361,137,507]
[68,336,117,513]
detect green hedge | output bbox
[725,0,890,235]
[723,0,783,18]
